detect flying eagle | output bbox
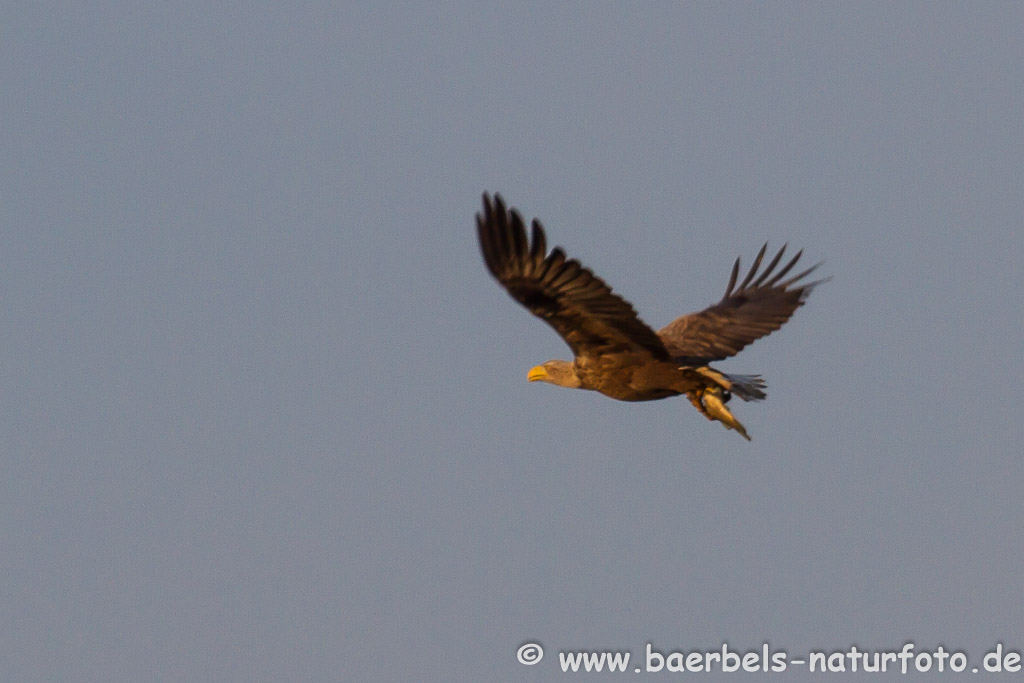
[476,192,826,440]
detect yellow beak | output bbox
[527,366,547,382]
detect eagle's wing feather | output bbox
[477,193,668,360]
[658,244,826,363]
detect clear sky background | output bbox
[2,3,1022,681]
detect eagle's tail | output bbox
[720,373,767,402]
[693,367,767,402]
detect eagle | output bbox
[476,192,826,440]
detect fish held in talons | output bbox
[699,387,751,441]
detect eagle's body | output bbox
[476,192,825,440]
[571,354,702,402]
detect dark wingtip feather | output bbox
[508,208,528,267]
[788,265,831,294]
[738,243,768,291]
[530,219,547,262]
[781,262,821,290]
[725,257,740,297]
[752,244,786,288]
[765,249,803,287]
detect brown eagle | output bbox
[476,192,826,440]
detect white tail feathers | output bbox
[692,367,767,402]
[721,373,767,402]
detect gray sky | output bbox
[3,2,1022,680]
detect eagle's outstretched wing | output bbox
[658,244,826,363]
[477,193,668,360]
